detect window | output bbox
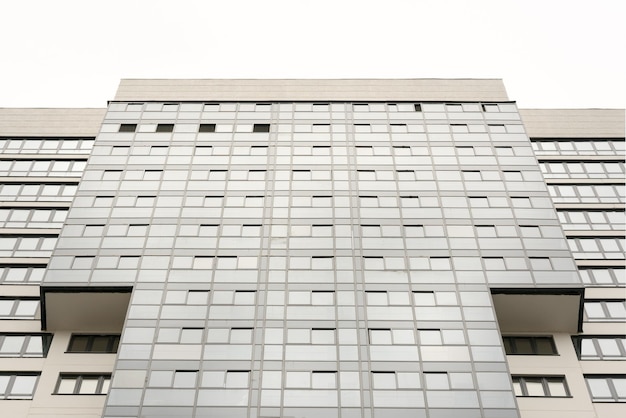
[585,300,626,321]
[414,104,422,112]
[253,124,270,133]
[482,104,499,112]
[371,371,421,389]
[118,124,137,133]
[368,329,414,345]
[573,336,626,360]
[211,290,255,304]
[201,370,250,388]
[285,371,337,389]
[423,372,474,390]
[0,297,39,319]
[207,328,253,344]
[503,336,557,355]
[287,328,335,344]
[156,123,174,133]
[557,209,625,231]
[199,123,216,133]
[172,370,197,388]
[512,376,569,397]
[531,139,625,156]
[578,268,625,286]
[55,374,111,395]
[0,373,39,399]
[288,290,334,305]
[0,265,46,284]
[585,375,626,402]
[67,334,120,353]
[0,334,52,357]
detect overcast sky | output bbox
[1,0,624,109]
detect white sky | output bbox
[1,0,624,109]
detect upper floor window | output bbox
[0,373,40,399]
[118,124,137,133]
[156,124,174,133]
[573,336,626,360]
[252,124,270,133]
[0,334,52,357]
[0,298,39,319]
[512,376,569,397]
[585,375,626,402]
[585,300,626,321]
[55,374,111,395]
[503,336,557,355]
[67,334,120,353]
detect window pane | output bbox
[547,379,567,396]
[0,375,9,394]
[614,379,626,398]
[372,372,395,389]
[11,375,37,397]
[68,336,89,352]
[598,339,621,356]
[525,379,545,396]
[535,338,556,355]
[1,336,24,353]
[91,336,110,352]
[515,339,533,354]
[226,371,249,388]
[101,378,110,394]
[79,378,98,394]
[25,336,43,355]
[57,377,76,394]
[588,378,611,398]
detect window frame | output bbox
[0,372,40,399]
[54,373,111,395]
[66,334,120,354]
[503,336,558,355]
[155,123,174,133]
[512,375,570,397]
[585,374,626,402]
[573,335,626,360]
[118,124,137,133]
[0,333,53,357]
[252,124,270,133]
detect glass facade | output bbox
[0,81,623,418]
[38,99,584,418]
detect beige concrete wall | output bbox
[0,331,113,418]
[520,109,625,138]
[508,332,626,418]
[26,331,113,418]
[0,108,106,137]
[114,78,509,102]
[508,333,596,418]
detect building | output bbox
[0,79,623,418]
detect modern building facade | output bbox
[0,79,623,418]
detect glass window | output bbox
[118,124,137,133]
[55,374,111,395]
[0,298,39,319]
[512,376,569,397]
[574,336,626,360]
[253,124,270,133]
[156,124,174,133]
[503,336,557,355]
[0,334,52,357]
[199,124,216,133]
[67,335,120,353]
[585,300,626,321]
[585,375,626,402]
[0,373,39,399]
